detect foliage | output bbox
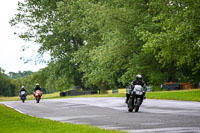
[0,68,19,96]
[138,0,200,83]
[8,71,33,79]
[9,0,200,91]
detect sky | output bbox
[0,0,49,73]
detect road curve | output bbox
[1,98,200,133]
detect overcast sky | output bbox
[0,0,49,73]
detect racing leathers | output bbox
[125,80,146,104]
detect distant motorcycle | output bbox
[34,90,42,103]
[128,85,145,112]
[20,91,27,103]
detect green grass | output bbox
[0,93,125,102]
[1,89,200,102]
[0,104,125,133]
[76,89,200,102]
[146,89,200,102]
[68,89,200,102]
[60,93,125,98]
[0,96,19,101]
[0,92,60,102]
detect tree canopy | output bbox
[9,0,200,92]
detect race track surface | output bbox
[1,98,200,133]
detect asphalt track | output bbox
[1,97,200,133]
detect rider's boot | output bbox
[125,93,130,104]
[143,92,146,99]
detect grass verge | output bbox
[0,92,60,102]
[68,89,200,102]
[1,89,200,102]
[0,104,125,133]
[0,92,125,102]
[146,89,200,102]
[64,89,200,102]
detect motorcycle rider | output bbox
[125,74,146,104]
[33,83,42,96]
[19,86,27,96]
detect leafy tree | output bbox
[137,0,200,83]
[10,0,200,91]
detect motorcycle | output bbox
[20,91,27,103]
[34,90,42,103]
[128,85,145,112]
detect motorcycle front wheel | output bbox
[128,97,133,112]
[128,108,133,112]
[134,98,140,112]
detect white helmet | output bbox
[36,83,40,86]
[136,74,142,80]
[21,86,25,89]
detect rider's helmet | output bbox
[21,86,25,89]
[136,74,142,81]
[36,83,40,86]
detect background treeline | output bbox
[8,71,33,79]
[7,0,200,93]
[0,68,59,96]
[0,68,19,96]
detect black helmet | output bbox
[136,74,142,81]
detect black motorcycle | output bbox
[128,85,145,112]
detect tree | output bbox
[138,0,200,83]
[10,0,85,88]
[10,0,200,90]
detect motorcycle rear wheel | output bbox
[37,99,40,103]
